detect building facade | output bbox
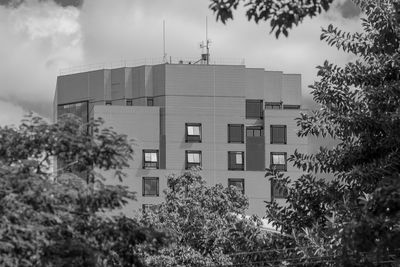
[54,63,307,216]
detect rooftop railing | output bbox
[59,57,246,76]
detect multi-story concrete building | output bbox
[54,62,307,216]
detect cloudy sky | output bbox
[0,0,362,126]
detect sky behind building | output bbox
[0,0,361,126]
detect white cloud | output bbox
[0,100,26,126]
[0,0,365,125]
[0,0,83,123]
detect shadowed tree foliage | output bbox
[263,1,400,265]
[139,170,289,266]
[0,115,167,267]
[209,0,338,37]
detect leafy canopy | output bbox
[209,0,337,37]
[0,115,166,267]
[265,0,400,265]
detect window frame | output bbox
[283,104,300,109]
[142,149,159,169]
[185,123,202,143]
[246,126,264,137]
[265,102,282,110]
[270,125,287,144]
[142,177,159,197]
[271,180,288,199]
[228,124,244,143]
[185,150,202,169]
[246,99,263,119]
[270,152,287,171]
[228,178,245,194]
[228,151,245,171]
[142,204,158,214]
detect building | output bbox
[53,62,308,216]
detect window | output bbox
[105,100,112,105]
[142,204,158,214]
[271,152,287,171]
[246,100,263,119]
[186,123,202,142]
[142,177,159,196]
[143,150,159,169]
[57,101,89,123]
[271,180,288,199]
[270,125,287,144]
[246,126,264,137]
[228,151,244,170]
[147,97,154,106]
[228,178,245,194]
[228,124,244,143]
[126,99,133,106]
[283,104,300,109]
[186,150,202,169]
[265,102,282,109]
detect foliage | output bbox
[0,115,166,267]
[139,170,287,266]
[209,0,336,37]
[264,1,400,265]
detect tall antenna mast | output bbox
[200,16,211,64]
[163,20,167,63]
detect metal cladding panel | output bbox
[57,70,106,105]
[165,64,245,97]
[282,74,302,105]
[111,68,125,100]
[264,71,283,102]
[125,67,133,99]
[104,70,111,100]
[152,64,166,97]
[246,136,265,171]
[132,66,147,99]
[245,68,265,99]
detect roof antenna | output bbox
[200,17,211,64]
[163,20,167,63]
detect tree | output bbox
[0,115,167,266]
[209,0,337,37]
[139,169,288,266]
[264,1,400,265]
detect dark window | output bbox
[283,105,300,109]
[57,101,89,123]
[228,178,245,194]
[147,97,154,106]
[105,100,112,105]
[228,124,244,143]
[143,150,159,169]
[271,180,288,199]
[246,100,263,119]
[142,177,159,196]
[126,99,133,106]
[228,151,244,170]
[270,125,287,144]
[246,126,264,137]
[265,102,282,109]
[142,204,158,214]
[186,123,202,142]
[186,150,202,169]
[270,152,287,171]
